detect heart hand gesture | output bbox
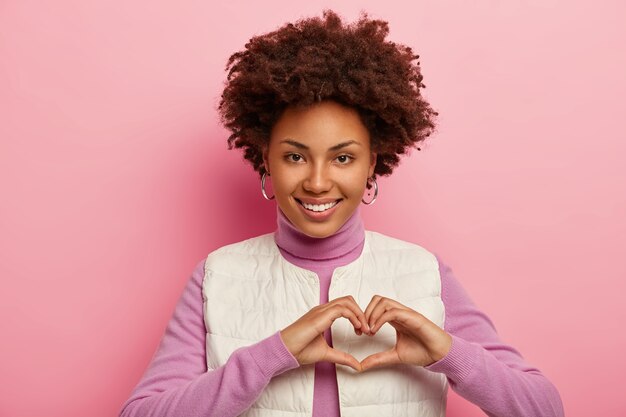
[280,294,452,372]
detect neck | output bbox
[273,204,365,261]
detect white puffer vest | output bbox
[202,230,448,417]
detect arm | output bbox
[118,258,300,417]
[423,254,564,417]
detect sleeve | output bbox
[117,258,300,417]
[423,254,565,417]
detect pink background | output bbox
[1,1,624,416]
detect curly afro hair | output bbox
[218,9,438,188]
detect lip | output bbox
[295,198,342,221]
[295,197,343,205]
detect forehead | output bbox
[270,100,370,148]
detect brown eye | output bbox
[285,153,303,162]
[336,155,354,164]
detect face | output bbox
[262,100,377,238]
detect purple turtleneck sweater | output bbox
[118,205,564,417]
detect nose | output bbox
[302,162,332,194]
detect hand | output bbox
[360,295,452,371]
[280,295,371,372]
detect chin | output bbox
[294,220,340,239]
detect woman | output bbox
[119,10,564,417]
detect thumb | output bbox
[360,348,400,371]
[324,347,362,372]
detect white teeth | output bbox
[300,200,339,212]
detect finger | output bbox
[325,304,362,333]
[360,348,400,371]
[367,297,393,331]
[363,295,383,325]
[330,296,370,334]
[368,297,411,332]
[371,308,417,334]
[324,346,362,372]
[336,296,370,331]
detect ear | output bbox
[368,151,377,178]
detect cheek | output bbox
[270,170,297,194]
[339,173,367,195]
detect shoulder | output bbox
[365,230,439,269]
[207,232,275,256]
[204,232,277,270]
[366,230,431,252]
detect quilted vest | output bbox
[202,230,448,417]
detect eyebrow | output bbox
[280,139,361,151]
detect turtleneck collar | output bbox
[273,203,365,261]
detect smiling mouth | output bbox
[295,198,343,212]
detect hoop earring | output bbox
[261,172,275,200]
[362,177,378,205]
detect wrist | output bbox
[430,332,453,363]
[279,326,299,358]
